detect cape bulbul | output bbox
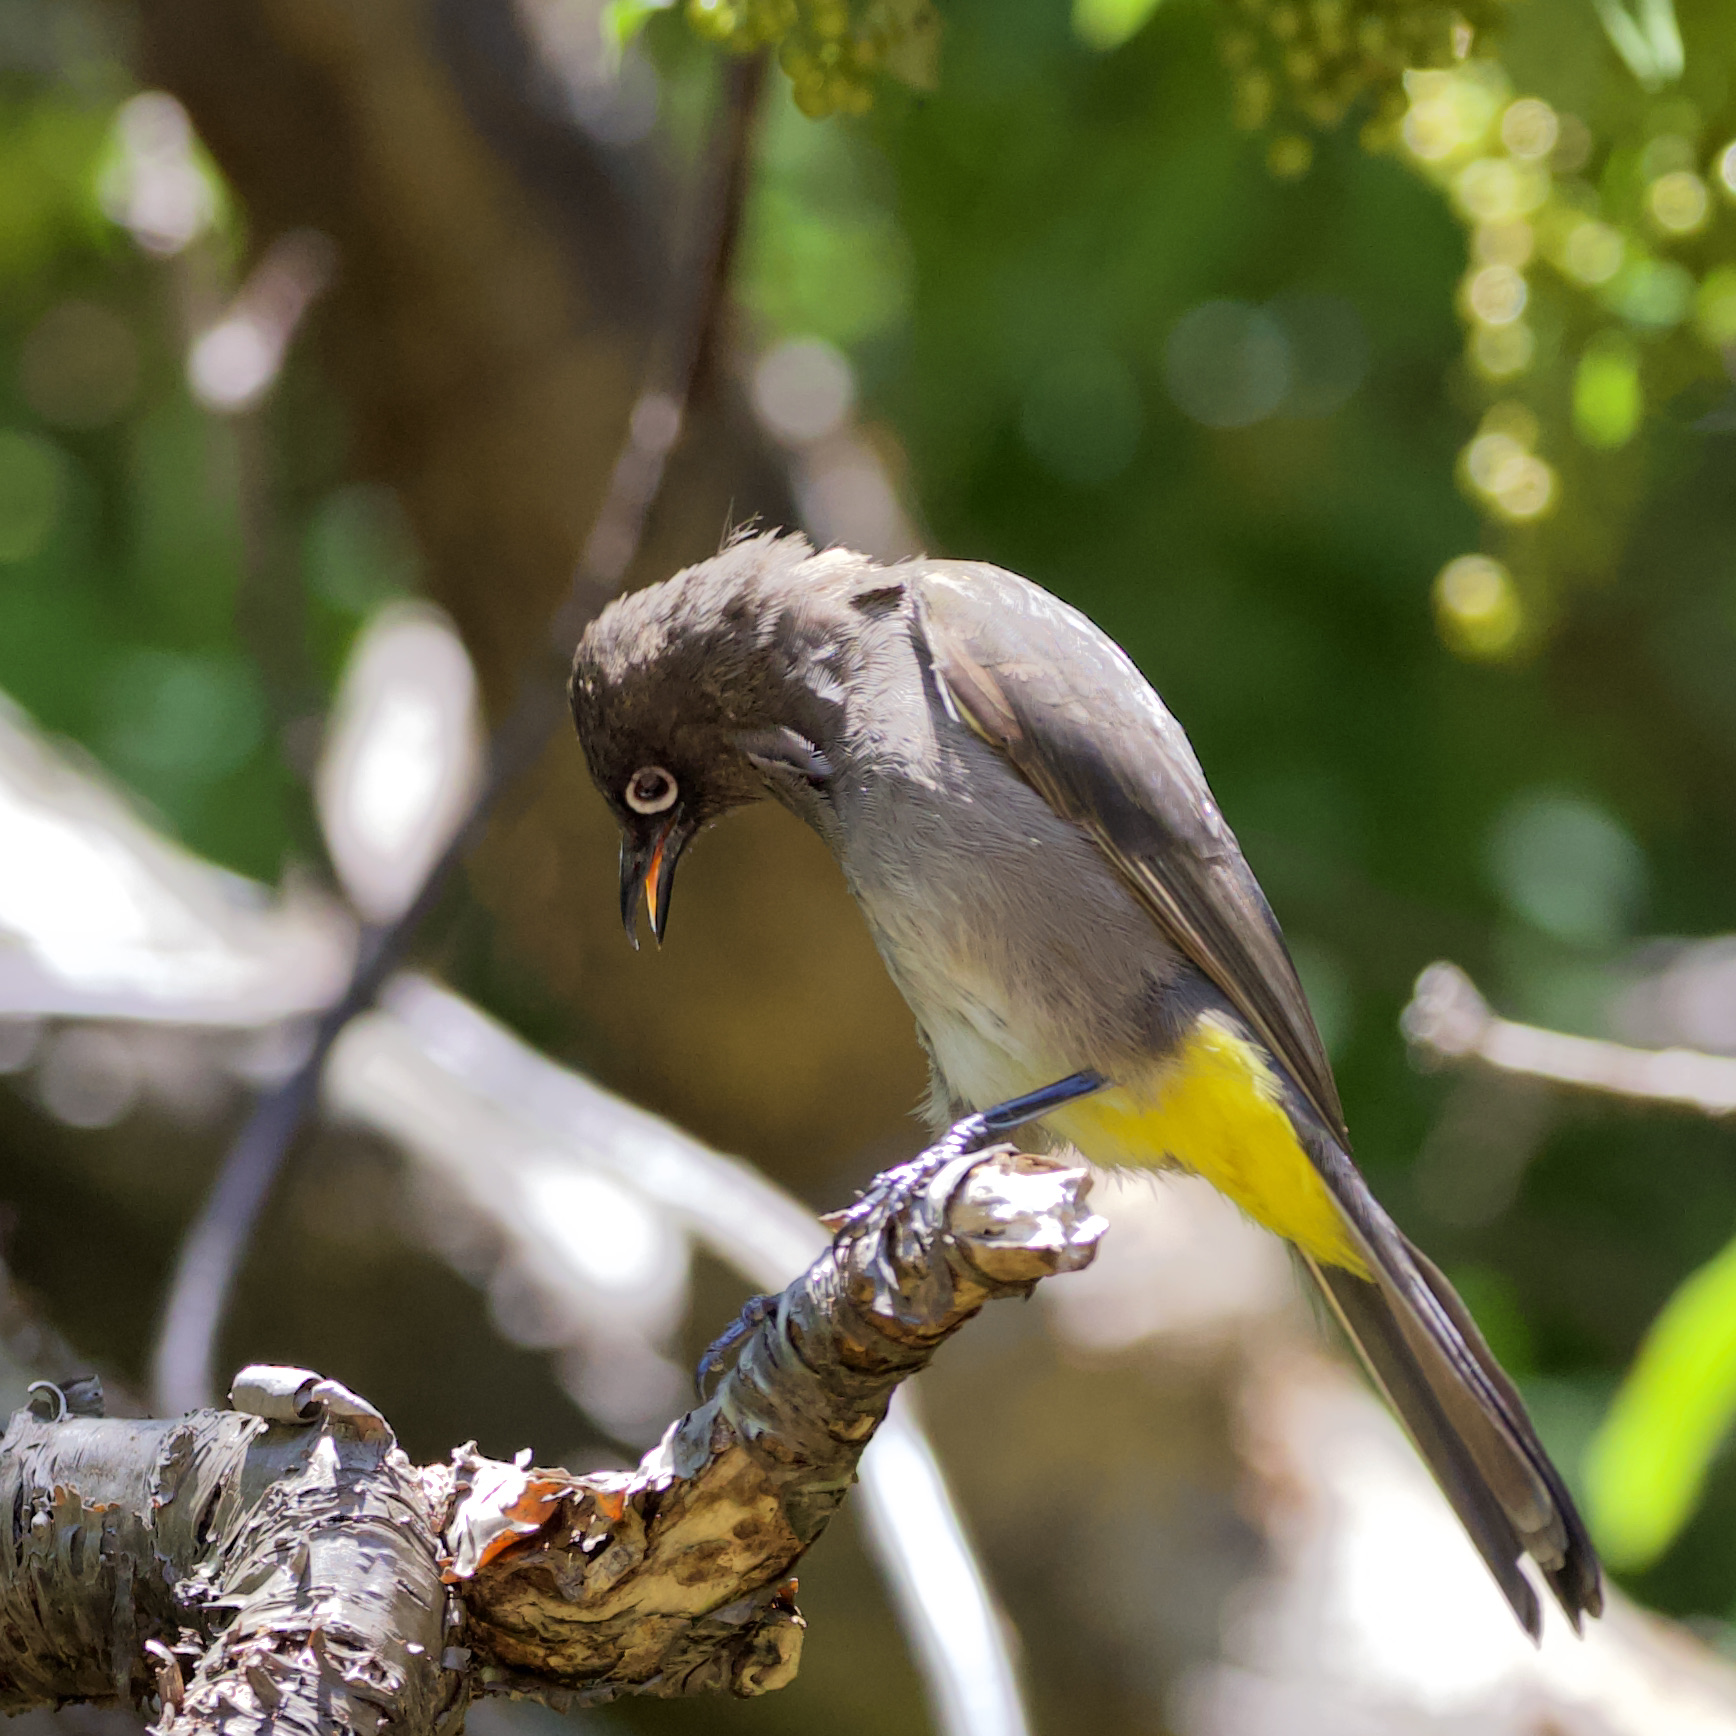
[569,530,1602,1638]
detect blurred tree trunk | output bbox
[134,0,928,1187]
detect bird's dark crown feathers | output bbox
[569,529,884,827]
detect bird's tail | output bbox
[1300,1133,1603,1639]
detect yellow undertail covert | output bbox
[1049,1014,1370,1275]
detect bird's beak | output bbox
[619,817,691,949]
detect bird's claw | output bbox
[695,1291,781,1400]
[826,1069,1110,1244]
[691,1070,1108,1396]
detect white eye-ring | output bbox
[625,765,678,815]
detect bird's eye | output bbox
[625,765,678,815]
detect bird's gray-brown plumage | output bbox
[569,529,1603,1639]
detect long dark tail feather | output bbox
[1300,1130,1603,1640]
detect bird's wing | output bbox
[908,561,1605,1635]
[909,560,1348,1142]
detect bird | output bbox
[568,528,1603,1640]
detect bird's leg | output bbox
[932,1069,1112,1161]
[826,1069,1110,1244]
[695,1292,781,1399]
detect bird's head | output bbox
[569,531,849,946]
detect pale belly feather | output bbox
[914,968,1365,1273]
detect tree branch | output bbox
[3,1146,1102,1731]
[1403,960,1736,1116]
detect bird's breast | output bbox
[837,739,1175,1104]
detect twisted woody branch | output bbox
[0,1146,1103,1735]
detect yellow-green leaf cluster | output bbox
[1214,0,1512,169]
[686,0,938,117]
[1390,59,1736,663]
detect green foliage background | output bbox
[6,0,1736,1659]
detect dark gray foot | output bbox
[933,1070,1109,1160]
[826,1069,1109,1245]
[696,1292,780,1399]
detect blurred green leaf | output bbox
[0,96,111,282]
[603,0,674,50]
[1072,0,1165,53]
[304,484,421,615]
[1586,1230,1736,1570]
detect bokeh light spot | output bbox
[1639,133,1695,179]
[95,91,220,257]
[317,604,482,924]
[1162,301,1289,429]
[1453,157,1546,224]
[20,301,139,429]
[187,230,336,415]
[1573,332,1642,450]
[1470,321,1535,379]
[1020,350,1144,485]
[751,336,855,445]
[103,649,266,786]
[1604,257,1694,329]
[188,319,279,412]
[1718,141,1736,200]
[36,1027,139,1130]
[1480,399,1539,446]
[0,430,69,563]
[1433,554,1521,659]
[1401,66,1503,164]
[1500,98,1558,160]
[1268,292,1367,417]
[1473,219,1533,268]
[1559,221,1624,287]
[1647,170,1709,236]
[1267,133,1313,179]
[1695,266,1736,347]
[1071,0,1164,52]
[1461,429,1555,521]
[1487,789,1646,947]
[1463,263,1526,325]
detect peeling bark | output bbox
[0,1148,1103,1734]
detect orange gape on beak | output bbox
[618,815,692,949]
[643,828,669,934]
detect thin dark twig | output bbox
[150,54,769,1417]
